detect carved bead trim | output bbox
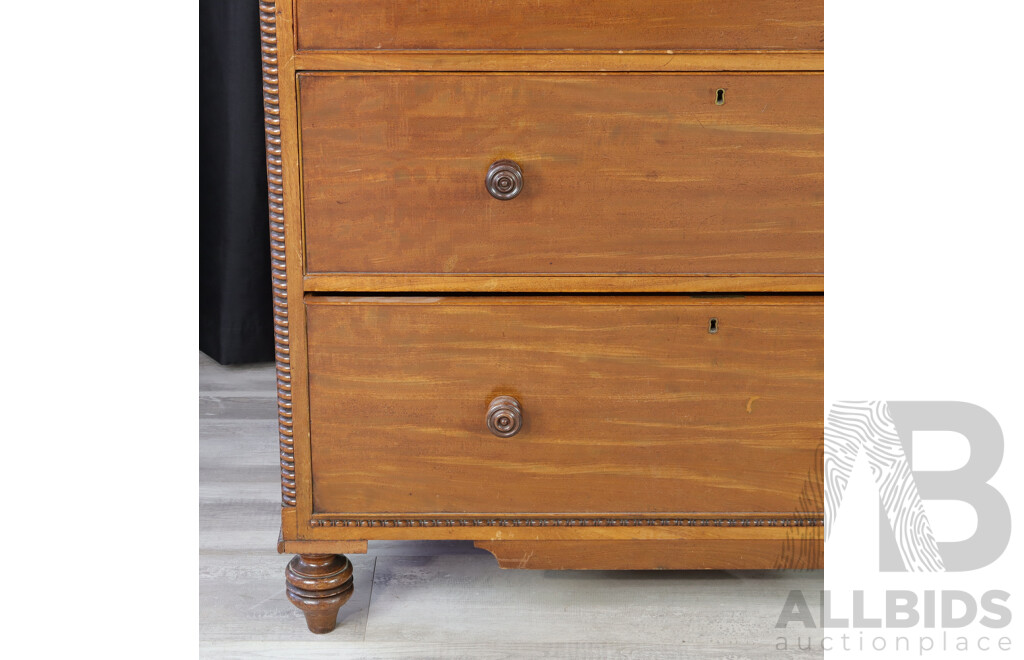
[260,1,295,507]
[309,517,824,528]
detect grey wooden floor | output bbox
[199,352,823,659]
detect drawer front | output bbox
[300,73,822,278]
[306,297,822,517]
[295,1,824,52]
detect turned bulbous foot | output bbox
[285,553,354,634]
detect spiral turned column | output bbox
[285,554,355,633]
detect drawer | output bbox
[306,296,822,517]
[294,1,824,52]
[300,73,823,278]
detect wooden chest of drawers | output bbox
[262,0,823,634]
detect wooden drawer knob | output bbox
[486,396,523,437]
[486,160,523,200]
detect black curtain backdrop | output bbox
[200,0,274,364]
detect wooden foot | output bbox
[285,554,354,634]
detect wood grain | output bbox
[475,539,823,569]
[290,51,825,73]
[299,73,823,277]
[303,274,823,293]
[294,0,824,52]
[278,534,369,556]
[305,296,822,518]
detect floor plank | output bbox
[365,556,821,647]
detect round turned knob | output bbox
[486,160,523,200]
[486,396,522,437]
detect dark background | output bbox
[200,0,274,364]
